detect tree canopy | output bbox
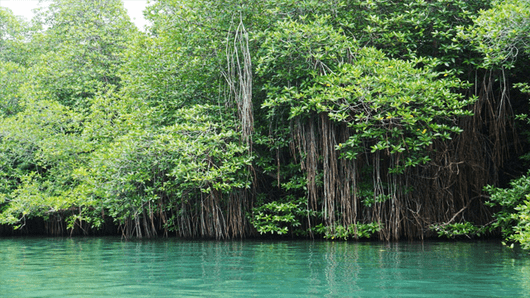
[1,0,530,249]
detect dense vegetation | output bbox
[1,0,530,248]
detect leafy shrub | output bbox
[249,196,306,235]
[485,173,530,249]
[430,221,493,239]
[311,222,383,240]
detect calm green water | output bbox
[0,238,529,297]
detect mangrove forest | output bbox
[1,0,530,250]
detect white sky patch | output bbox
[0,0,149,31]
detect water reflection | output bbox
[0,238,529,297]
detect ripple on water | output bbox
[0,238,529,297]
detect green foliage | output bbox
[0,99,87,226]
[0,0,139,230]
[337,0,491,71]
[430,222,492,239]
[485,172,530,249]
[467,0,530,68]
[134,0,261,118]
[249,196,306,235]
[511,199,530,250]
[312,222,383,240]
[29,0,137,109]
[0,61,26,116]
[81,103,251,228]
[258,17,473,173]
[3,0,528,242]
[471,0,530,249]
[0,7,31,65]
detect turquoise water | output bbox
[0,238,529,297]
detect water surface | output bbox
[1,238,529,297]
